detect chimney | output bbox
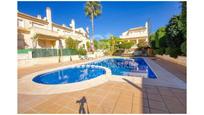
[70,19,75,33]
[46,7,52,30]
[145,21,148,28]
[43,17,47,20]
[37,15,41,19]
[62,24,66,27]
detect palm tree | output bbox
[85,1,102,51]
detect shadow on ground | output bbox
[76,96,90,114]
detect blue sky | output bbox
[18,1,181,40]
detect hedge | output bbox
[153,48,165,55]
[180,41,186,56]
[165,47,181,58]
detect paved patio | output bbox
[18,57,186,114]
[151,57,186,82]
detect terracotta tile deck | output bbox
[18,57,186,114]
[18,81,186,114]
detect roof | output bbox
[18,11,88,37]
[52,23,72,32]
[17,12,48,25]
[128,26,146,31]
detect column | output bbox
[136,39,139,44]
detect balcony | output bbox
[30,27,60,39]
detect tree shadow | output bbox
[122,78,149,113]
[76,96,89,114]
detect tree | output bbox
[86,41,90,51]
[65,37,80,49]
[109,36,116,54]
[166,16,185,48]
[137,40,149,48]
[98,39,110,50]
[93,39,99,50]
[181,1,186,39]
[154,27,166,48]
[31,34,39,49]
[149,33,156,49]
[150,2,186,57]
[85,1,102,51]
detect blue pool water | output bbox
[32,57,157,85]
[87,58,157,79]
[32,66,106,84]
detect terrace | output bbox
[18,56,186,114]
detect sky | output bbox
[18,1,181,40]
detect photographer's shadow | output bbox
[76,96,89,114]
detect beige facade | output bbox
[17,7,90,50]
[120,22,149,48]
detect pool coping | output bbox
[18,56,186,95]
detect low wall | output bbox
[18,51,105,68]
[18,51,32,60]
[156,54,186,66]
[18,55,79,68]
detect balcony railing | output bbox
[30,27,59,38]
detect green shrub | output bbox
[180,41,186,56]
[165,47,181,58]
[153,48,165,55]
[113,49,125,56]
[78,48,87,55]
[86,41,91,51]
[65,37,80,49]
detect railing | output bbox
[120,34,148,39]
[31,27,59,37]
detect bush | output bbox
[180,41,186,56]
[165,47,181,58]
[78,48,87,55]
[65,37,80,49]
[153,48,165,55]
[113,49,125,56]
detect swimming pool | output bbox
[32,65,106,84]
[32,57,156,85]
[87,58,157,79]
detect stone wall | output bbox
[156,54,186,66]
